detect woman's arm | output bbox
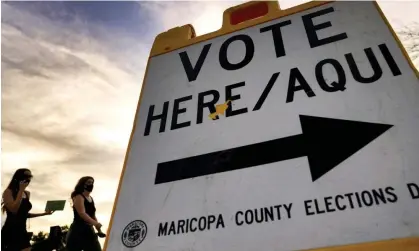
[28,212,50,218]
[91,212,106,235]
[2,188,25,214]
[73,195,101,227]
[90,199,105,235]
[26,192,53,218]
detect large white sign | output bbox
[106,1,419,250]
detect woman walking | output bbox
[1,168,54,251]
[66,176,105,251]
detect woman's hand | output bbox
[94,222,103,231]
[45,209,55,215]
[19,181,29,192]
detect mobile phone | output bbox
[97,232,106,238]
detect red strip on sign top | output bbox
[230,2,269,25]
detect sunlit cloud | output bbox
[140,1,243,35]
[1,1,144,238]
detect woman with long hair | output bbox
[65,176,105,251]
[1,168,54,251]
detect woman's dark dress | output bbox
[1,191,32,250]
[66,194,101,251]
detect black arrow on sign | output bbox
[155,115,393,185]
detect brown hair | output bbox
[70,176,94,199]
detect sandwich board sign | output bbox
[104,1,419,250]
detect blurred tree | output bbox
[31,225,69,245]
[31,231,48,243]
[397,22,419,66]
[61,224,69,244]
[61,224,69,232]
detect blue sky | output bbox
[20,0,158,48]
[1,0,418,246]
[6,1,155,33]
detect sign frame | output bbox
[103,1,419,250]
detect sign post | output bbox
[104,1,419,250]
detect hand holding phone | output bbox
[19,181,29,191]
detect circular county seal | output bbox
[121,220,147,248]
